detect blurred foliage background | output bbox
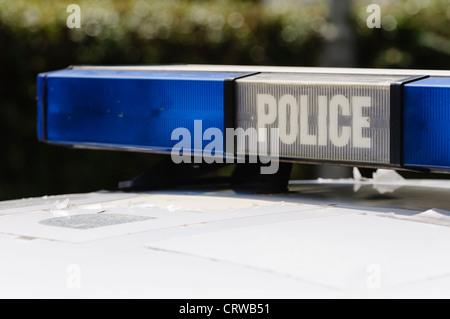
[0,0,449,200]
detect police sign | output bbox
[236,73,420,167]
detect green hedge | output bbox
[351,0,450,68]
[0,0,327,200]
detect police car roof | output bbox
[1,169,450,298]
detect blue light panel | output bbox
[37,69,243,154]
[404,77,450,170]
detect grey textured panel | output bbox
[39,214,154,229]
[235,73,410,164]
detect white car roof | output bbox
[1,169,450,298]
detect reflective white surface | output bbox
[1,174,450,298]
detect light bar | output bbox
[37,65,450,173]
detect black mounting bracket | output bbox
[118,158,292,194]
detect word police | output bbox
[257,93,372,148]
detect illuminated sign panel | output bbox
[236,73,411,165]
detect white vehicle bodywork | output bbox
[1,169,450,298]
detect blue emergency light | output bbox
[37,69,254,155]
[36,65,450,173]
